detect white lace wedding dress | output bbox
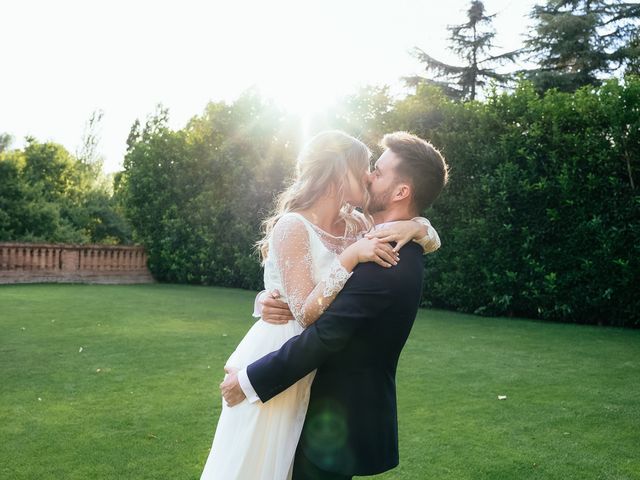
[200,212,361,480]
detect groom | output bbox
[222,132,449,479]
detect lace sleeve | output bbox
[271,214,352,329]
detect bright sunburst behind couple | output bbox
[257,75,351,142]
[0,0,532,173]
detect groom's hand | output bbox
[220,367,246,407]
[261,290,294,325]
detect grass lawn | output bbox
[1,283,639,479]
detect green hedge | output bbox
[121,80,640,327]
[119,96,298,290]
[399,79,639,326]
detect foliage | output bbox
[392,78,640,326]
[307,85,394,158]
[119,95,299,288]
[76,109,106,179]
[0,138,131,244]
[409,1,516,100]
[118,78,639,327]
[624,29,640,76]
[522,0,640,92]
[0,132,12,153]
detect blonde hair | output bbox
[258,130,372,263]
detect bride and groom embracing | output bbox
[201,130,449,480]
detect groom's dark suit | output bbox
[246,242,424,477]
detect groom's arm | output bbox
[246,260,395,403]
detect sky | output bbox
[1,0,537,173]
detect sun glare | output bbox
[258,78,343,141]
[262,78,340,114]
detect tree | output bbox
[0,152,28,239]
[387,77,640,327]
[22,138,81,203]
[119,95,298,287]
[409,0,516,100]
[76,109,105,177]
[0,133,12,153]
[310,85,394,151]
[523,0,640,92]
[623,28,640,76]
[0,137,132,244]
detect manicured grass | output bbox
[0,284,638,479]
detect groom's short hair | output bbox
[381,132,449,213]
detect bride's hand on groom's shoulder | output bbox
[366,220,427,253]
[342,237,399,269]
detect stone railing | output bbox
[0,242,154,284]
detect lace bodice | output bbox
[262,212,363,328]
[261,210,441,328]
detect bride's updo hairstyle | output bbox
[258,130,372,262]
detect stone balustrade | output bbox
[0,243,154,284]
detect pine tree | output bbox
[523,0,640,92]
[408,1,516,100]
[621,28,640,76]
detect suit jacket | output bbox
[247,242,424,476]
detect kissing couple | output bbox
[201,130,449,479]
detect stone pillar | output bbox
[61,249,78,271]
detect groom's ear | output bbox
[394,183,411,202]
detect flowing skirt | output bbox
[200,319,315,480]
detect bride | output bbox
[200,130,438,480]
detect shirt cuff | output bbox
[412,217,441,254]
[238,368,261,403]
[252,290,267,318]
